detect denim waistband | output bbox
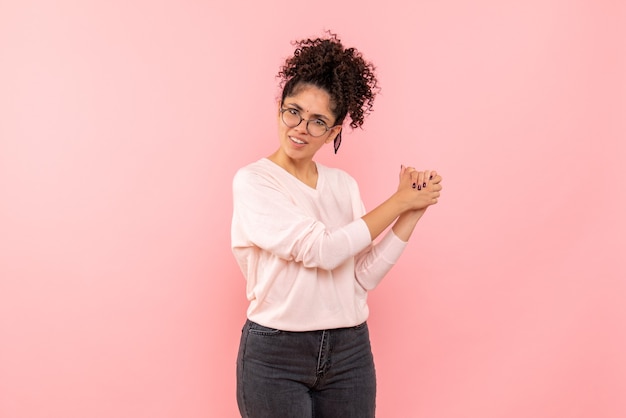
[245,318,367,334]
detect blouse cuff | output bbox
[376,229,408,264]
[343,218,375,254]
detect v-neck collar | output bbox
[262,158,323,191]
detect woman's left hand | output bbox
[398,165,442,210]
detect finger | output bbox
[410,170,419,189]
[413,171,424,190]
[401,165,416,183]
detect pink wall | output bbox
[1,1,624,417]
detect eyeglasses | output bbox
[280,108,335,137]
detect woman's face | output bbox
[276,84,341,163]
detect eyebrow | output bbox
[284,102,332,123]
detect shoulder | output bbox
[317,162,359,189]
[234,159,276,184]
[233,158,290,195]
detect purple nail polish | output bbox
[417,184,422,190]
[412,182,416,189]
[423,182,426,188]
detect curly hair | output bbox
[278,32,379,135]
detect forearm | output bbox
[392,209,426,242]
[361,192,409,241]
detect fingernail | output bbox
[412,182,417,189]
[417,184,422,190]
[423,182,427,188]
[429,175,433,180]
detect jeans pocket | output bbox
[248,321,282,336]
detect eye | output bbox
[313,119,327,128]
[286,108,300,116]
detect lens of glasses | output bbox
[281,109,329,137]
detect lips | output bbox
[289,136,307,145]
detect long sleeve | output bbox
[230,158,410,331]
[232,165,372,271]
[354,230,408,290]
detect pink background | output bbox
[1,1,625,417]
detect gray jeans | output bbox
[236,319,376,418]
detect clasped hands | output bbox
[398,165,442,212]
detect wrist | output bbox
[392,190,414,214]
[401,208,425,222]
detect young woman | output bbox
[231,33,442,418]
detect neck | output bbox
[267,150,318,186]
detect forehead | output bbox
[283,84,334,118]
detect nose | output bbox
[293,118,309,135]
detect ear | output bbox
[325,126,342,144]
